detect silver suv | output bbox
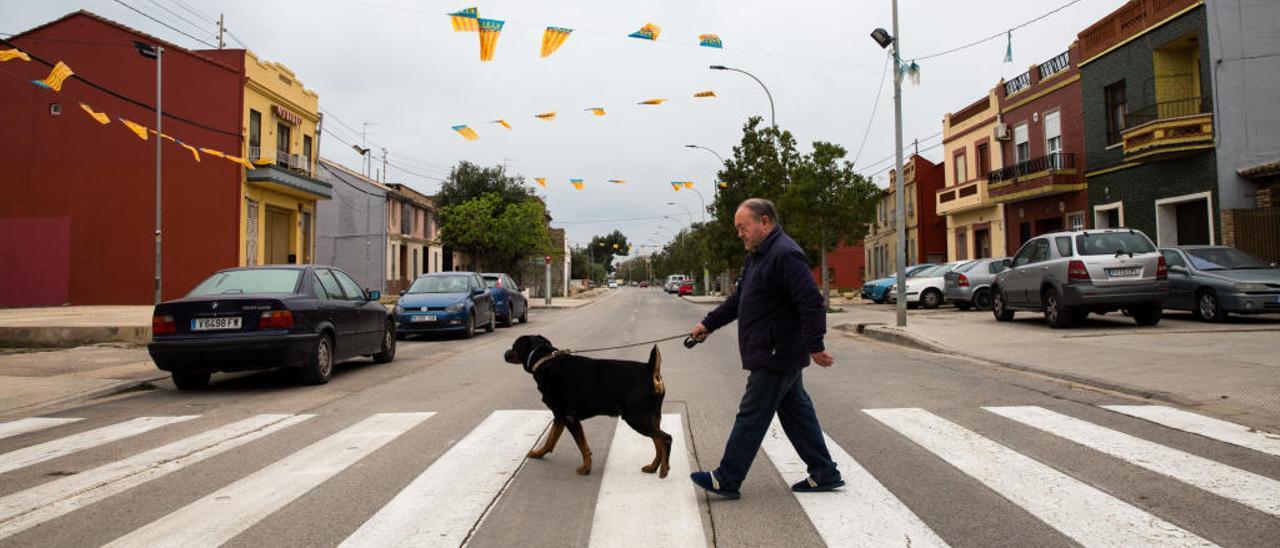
[991,229,1169,328]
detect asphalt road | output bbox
[1,288,1277,547]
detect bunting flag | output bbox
[78,103,109,125]
[31,61,74,92]
[1004,31,1013,63]
[683,181,695,188]
[699,34,723,49]
[452,124,479,141]
[478,18,504,61]
[638,98,667,105]
[627,23,661,41]
[0,48,31,62]
[570,178,584,190]
[534,177,547,187]
[490,119,511,130]
[199,147,227,159]
[177,141,201,162]
[585,107,606,116]
[609,179,626,184]
[718,181,728,189]
[535,111,556,121]
[253,155,274,165]
[225,155,255,169]
[449,7,479,31]
[148,129,177,142]
[119,118,148,140]
[670,181,682,191]
[541,27,573,58]
[694,90,717,98]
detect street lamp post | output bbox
[134,41,164,304]
[872,2,908,327]
[709,65,775,128]
[684,144,726,199]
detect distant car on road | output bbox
[664,274,688,293]
[1159,246,1280,322]
[887,261,969,309]
[639,281,649,288]
[148,265,395,390]
[608,280,619,289]
[395,272,496,339]
[678,281,696,296]
[992,229,1168,328]
[482,273,528,327]
[944,258,1009,310]
[862,263,936,304]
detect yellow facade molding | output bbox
[1001,74,1081,113]
[1079,1,1205,67]
[1086,162,1142,178]
[992,183,1088,203]
[1123,143,1215,163]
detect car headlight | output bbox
[446,302,466,313]
[1234,283,1268,292]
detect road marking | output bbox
[341,410,550,548]
[987,405,1280,517]
[1102,405,1280,458]
[761,417,948,547]
[866,408,1213,547]
[0,416,197,475]
[0,414,313,540]
[589,414,705,548]
[0,418,83,441]
[105,412,434,548]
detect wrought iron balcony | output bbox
[988,153,1085,203]
[1121,96,1214,162]
[989,153,1076,184]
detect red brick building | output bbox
[811,242,866,292]
[991,42,1090,253]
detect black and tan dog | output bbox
[504,334,673,478]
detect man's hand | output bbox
[811,351,834,367]
[691,323,710,341]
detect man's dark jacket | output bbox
[701,226,826,371]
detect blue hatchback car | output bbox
[861,263,937,303]
[395,272,496,338]
[482,273,529,327]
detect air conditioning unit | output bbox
[994,123,1011,141]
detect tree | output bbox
[588,230,630,272]
[436,162,535,210]
[439,193,552,274]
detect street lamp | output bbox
[666,202,694,225]
[872,2,908,328]
[134,41,163,304]
[684,144,726,198]
[709,65,775,128]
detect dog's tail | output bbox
[648,345,665,395]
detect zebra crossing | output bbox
[0,404,1276,547]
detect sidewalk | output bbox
[0,306,153,348]
[0,345,166,418]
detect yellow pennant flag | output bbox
[535,112,556,121]
[225,155,255,169]
[119,118,149,140]
[609,179,626,184]
[490,119,511,130]
[449,7,479,31]
[534,177,547,187]
[0,48,31,62]
[452,125,479,141]
[627,23,662,41]
[148,129,177,142]
[178,142,201,162]
[541,27,572,58]
[570,178,584,190]
[32,61,74,92]
[670,181,682,191]
[638,98,667,105]
[683,181,695,188]
[718,181,728,189]
[199,147,227,159]
[585,107,606,116]
[78,103,109,125]
[694,90,717,98]
[478,18,504,62]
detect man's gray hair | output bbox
[739,198,781,224]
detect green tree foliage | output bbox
[588,230,630,272]
[436,162,535,209]
[439,193,551,274]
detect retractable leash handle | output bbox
[683,336,704,349]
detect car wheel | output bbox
[172,371,210,391]
[519,303,529,323]
[921,289,943,309]
[992,288,1014,322]
[372,321,396,364]
[485,306,496,332]
[972,288,993,310]
[1043,289,1075,329]
[1133,303,1162,326]
[499,305,513,327]
[299,333,334,385]
[463,311,476,339]
[1195,289,1227,323]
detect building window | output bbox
[302,135,312,173]
[1068,213,1085,231]
[1104,81,1127,145]
[976,143,990,178]
[248,109,261,160]
[413,248,419,276]
[953,153,967,184]
[276,122,291,166]
[1014,123,1030,164]
[955,228,969,261]
[301,211,312,264]
[245,198,259,266]
[401,204,412,235]
[1044,111,1062,169]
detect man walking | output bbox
[689,198,843,499]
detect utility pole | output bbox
[217,14,225,49]
[154,44,164,304]
[891,0,908,327]
[381,148,388,183]
[544,254,552,305]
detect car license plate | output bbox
[1106,267,1141,278]
[191,316,241,331]
[411,315,436,323]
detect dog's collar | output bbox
[524,344,563,374]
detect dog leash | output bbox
[561,333,704,355]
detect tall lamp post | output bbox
[709,65,775,129]
[134,41,163,304]
[684,144,726,199]
[872,3,908,327]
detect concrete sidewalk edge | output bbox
[0,326,151,349]
[1,373,169,420]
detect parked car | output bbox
[482,272,529,327]
[395,272,496,339]
[887,261,969,309]
[944,258,1009,310]
[608,280,619,289]
[991,229,1168,328]
[148,265,395,390]
[861,263,937,303]
[639,281,649,288]
[678,281,696,296]
[1159,246,1280,322]
[664,274,688,293]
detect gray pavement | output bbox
[0,287,1276,546]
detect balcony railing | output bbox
[989,153,1076,183]
[248,146,262,161]
[275,149,290,168]
[1125,96,1209,128]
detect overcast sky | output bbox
[9,0,1128,254]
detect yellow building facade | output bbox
[236,50,331,266]
[939,88,1007,261]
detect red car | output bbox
[678,282,696,296]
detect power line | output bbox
[168,0,217,24]
[140,0,212,39]
[110,0,218,49]
[909,0,1087,61]
[852,52,891,167]
[856,131,942,175]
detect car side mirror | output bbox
[368,290,381,301]
[472,287,486,296]
[399,289,406,296]
[1001,258,1013,268]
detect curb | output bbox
[834,322,1201,407]
[1,373,169,420]
[0,326,151,349]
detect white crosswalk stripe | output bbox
[0,417,83,441]
[986,405,1280,518]
[0,414,313,540]
[1102,405,1280,458]
[104,412,434,548]
[589,414,706,548]
[866,408,1215,548]
[762,417,949,547]
[0,416,197,475]
[340,409,550,548]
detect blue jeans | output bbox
[714,368,840,491]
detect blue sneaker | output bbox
[690,471,740,500]
[791,476,845,493]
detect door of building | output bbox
[974,228,992,259]
[264,207,292,264]
[1175,200,1211,245]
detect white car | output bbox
[888,261,971,309]
[608,280,618,289]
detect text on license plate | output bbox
[411,315,437,322]
[1106,267,1141,278]
[192,317,242,331]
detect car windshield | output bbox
[1075,232,1155,256]
[407,275,471,294]
[915,264,951,277]
[188,269,300,296]
[483,276,501,288]
[1186,247,1271,271]
[953,260,982,273]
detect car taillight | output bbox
[1067,260,1091,283]
[1156,255,1168,279]
[152,315,176,335]
[957,274,970,287]
[259,310,294,329]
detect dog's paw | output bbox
[658,465,670,479]
[575,465,592,475]
[641,464,658,474]
[527,450,547,459]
